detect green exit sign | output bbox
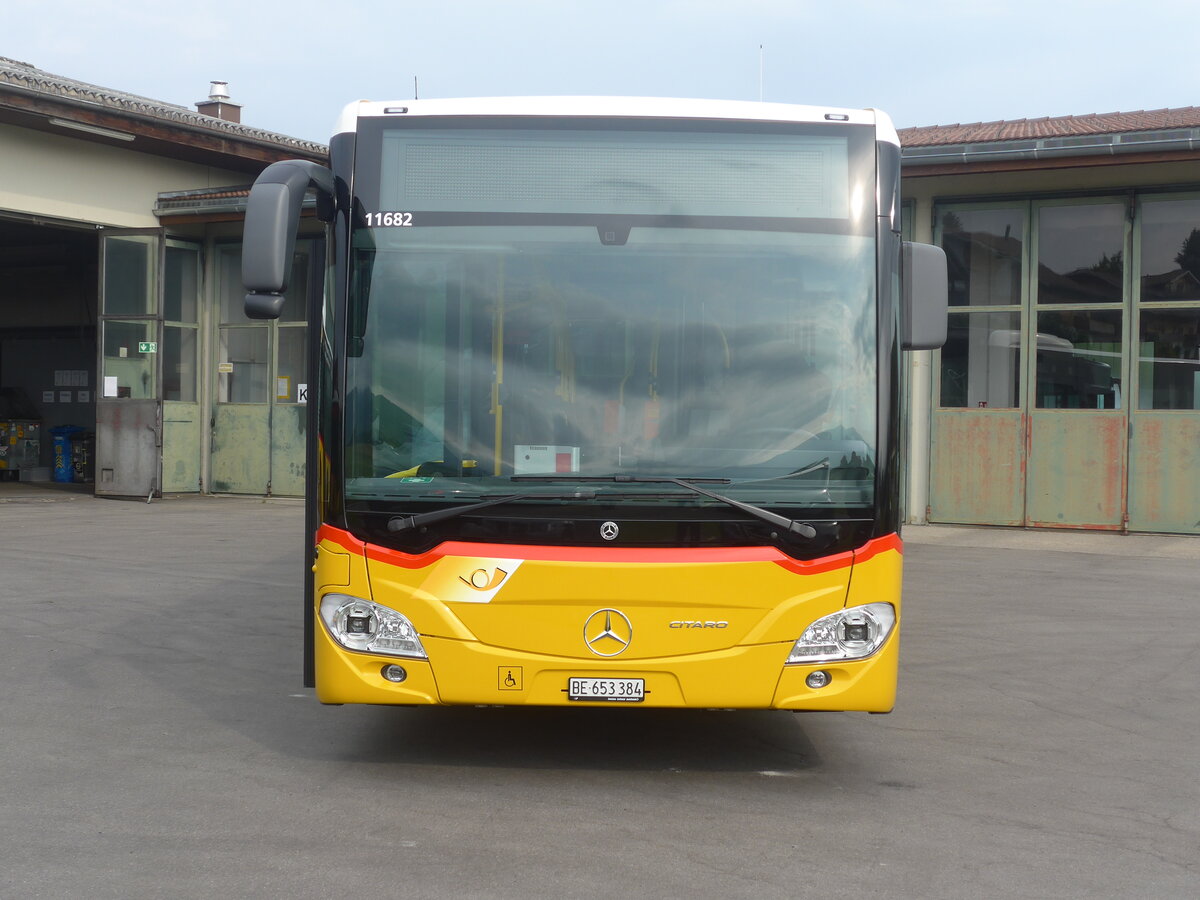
[138,341,158,353]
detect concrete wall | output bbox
[0,124,248,227]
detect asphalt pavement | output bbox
[1,487,1197,898]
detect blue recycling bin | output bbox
[51,425,83,483]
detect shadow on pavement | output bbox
[335,704,823,774]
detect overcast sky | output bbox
[6,0,1198,143]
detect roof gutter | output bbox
[154,187,318,219]
[154,197,252,218]
[901,126,1200,167]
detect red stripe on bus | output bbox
[770,550,856,576]
[854,532,903,564]
[365,541,793,569]
[317,524,901,572]
[771,534,901,575]
[316,523,365,554]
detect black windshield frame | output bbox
[327,114,896,557]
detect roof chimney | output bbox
[196,81,242,123]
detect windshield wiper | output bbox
[387,489,598,533]
[511,474,817,539]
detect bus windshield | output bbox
[344,121,878,511]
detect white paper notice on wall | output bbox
[103,376,119,398]
[56,370,88,387]
[43,391,55,403]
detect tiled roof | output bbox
[154,185,324,219]
[155,185,253,216]
[0,56,326,155]
[160,187,252,202]
[900,107,1200,148]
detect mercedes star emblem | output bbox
[583,608,633,657]
[600,521,619,541]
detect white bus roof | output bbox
[336,97,898,146]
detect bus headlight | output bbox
[319,593,428,659]
[786,602,895,664]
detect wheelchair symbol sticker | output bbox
[498,667,523,691]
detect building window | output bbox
[940,311,1021,408]
[1035,309,1123,409]
[1033,201,1126,409]
[942,207,1024,307]
[215,243,311,405]
[1139,196,1200,302]
[1037,203,1125,305]
[163,243,200,403]
[936,206,1024,408]
[1137,309,1200,410]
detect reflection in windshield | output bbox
[345,227,876,507]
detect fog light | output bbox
[805,670,831,689]
[382,664,408,683]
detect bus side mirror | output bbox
[243,160,335,320]
[901,241,948,351]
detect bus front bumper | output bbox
[313,626,899,712]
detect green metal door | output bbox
[209,243,313,496]
[930,200,1132,530]
[1023,200,1129,530]
[928,206,1027,525]
[95,229,163,498]
[162,240,203,492]
[1126,194,1200,533]
[930,195,1200,534]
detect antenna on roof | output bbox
[414,76,419,100]
[758,45,764,102]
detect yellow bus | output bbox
[242,98,947,710]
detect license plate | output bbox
[567,677,645,702]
